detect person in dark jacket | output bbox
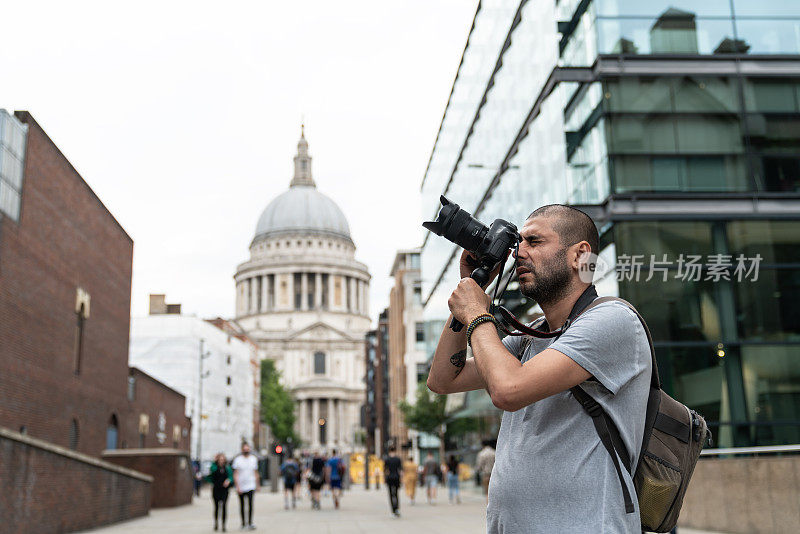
[206,453,234,531]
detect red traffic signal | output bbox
[274,445,283,454]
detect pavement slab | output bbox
[84,484,726,534]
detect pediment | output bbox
[287,321,354,342]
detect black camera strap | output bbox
[495,284,598,338]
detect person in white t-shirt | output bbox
[232,442,259,530]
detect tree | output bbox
[399,383,447,460]
[260,360,299,446]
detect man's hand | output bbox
[448,277,490,325]
[459,249,511,289]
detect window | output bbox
[69,419,79,450]
[0,110,27,221]
[226,355,231,365]
[127,375,136,401]
[73,289,91,374]
[413,283,422,305]
[19,426,27,435]
[226,376,232,385]
[106,415,119,450]
[415,322,425,344]
[314,352,326,374]
[226,397,231,407]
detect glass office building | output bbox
[420,0,800,447]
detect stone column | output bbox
[301,272,309,311]
[337,399,345,445]
[315,273,322,309]
[286,273,294,312]
[329,399,337,446]
[350,277,357,313]
[312,398,320,448]
[249,278,258,313]
[328,274,336,310]
[261,275,268,312]
[299,399,307,444]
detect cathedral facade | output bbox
[234,129,370,451]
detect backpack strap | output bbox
[571,385,636,514]
[566,296,660,515]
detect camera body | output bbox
[423,196,520,329]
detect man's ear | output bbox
[574,242,592,269]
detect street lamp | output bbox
[196,338,212,463]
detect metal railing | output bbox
[700,444,800,456]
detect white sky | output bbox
[1,0,477,322]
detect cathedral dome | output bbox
[254,186,351,240]
[253,127,352,242]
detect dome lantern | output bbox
[290,124,315,188]
[253,126,352,243]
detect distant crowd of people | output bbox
[191,439,498,528]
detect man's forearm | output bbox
[469,322,521,401]
[426,314,468,391]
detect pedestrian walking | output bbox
[325,449,346,509]
[383,445,402,517]
[402,454,418,505]
[192,459,203,497]
[446,455,461,504]
[206,453,233,532]
[422,452,438,504]
[475,439,496,501]
[426,205,652,532]
[307,451,325,510]
[232,442,259,530]
[280,456,300,510]
[372,464,382,490]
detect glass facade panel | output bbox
[596,17,736,56]
[615,221,718,342]
[656,345,728,431]
[595,0,733,17]
[734,269,800,341]
[741,345,800,445]
[727,220,800,264]
[733,0,800,17]
[735,20,800,55]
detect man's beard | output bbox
[518,247,571,307]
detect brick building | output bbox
[387,249,424,460]
[0,110,190,458]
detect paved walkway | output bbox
[86,484,725,534]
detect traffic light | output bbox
[274,445,283,455]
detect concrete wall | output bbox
[0,427,151,534]
[103,448,193,508]
[679,455,800,533]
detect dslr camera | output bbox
[423,195,520,331]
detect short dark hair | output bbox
[388,445,396,453]
[528,205,599,255]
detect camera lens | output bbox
[422,196,488,254]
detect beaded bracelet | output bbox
[466,313,497,347]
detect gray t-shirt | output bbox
[486,300,651,534]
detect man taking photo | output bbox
[427,205,651,533]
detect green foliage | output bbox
[398,383,481,445]
[398,383,447,435]
[260,360,299,445]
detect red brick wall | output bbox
[103,449,194,508]
[126,368,192,451]
[1,427,151,533]
[0,112,191,460]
